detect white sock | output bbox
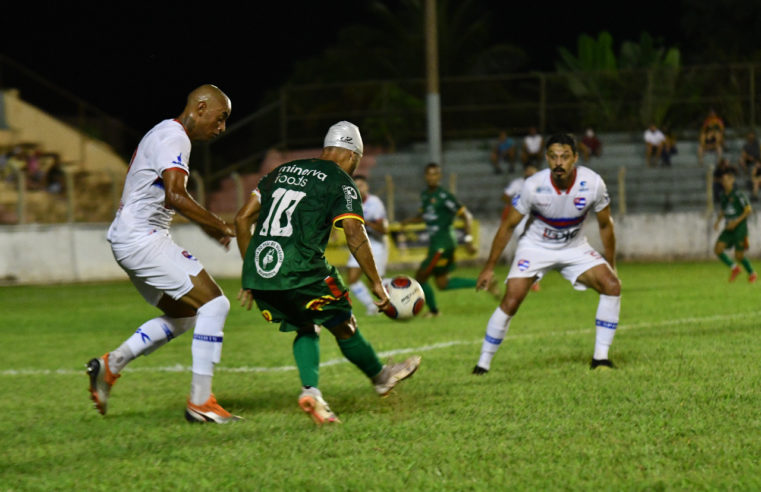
[190,296,230,403]
[593,294,620,360]
[349,281,375,311]
[111,315,196,373]
[477,307,512,370]
[190,373,213,406]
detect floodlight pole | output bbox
[425,0,442,166]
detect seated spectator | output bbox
[698,109,725,166]
[489,130,516,174]
[713,157,732,203]
[644,123,666,167]
[739,131,761,175]
[45,154,65,194]
[750,160,761,201]
[25,149,44,190]
[660,126,678,167]
[578,128,602,161]
[520,127,543,167]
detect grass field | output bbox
[2,261,761,491]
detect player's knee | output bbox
[198,295,230,318]
[603,276,621,296]
[327,316,357,340]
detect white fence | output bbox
[1,212,755,285]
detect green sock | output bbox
[741,257,754,273]
[293,332,320,388]
[443,277,477,290]
[421,281,438,313]
[336,330,383,379]
[717,252,734,267]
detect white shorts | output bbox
[507,240,608,291]
[111,232,204,305]
[346,239,388,276]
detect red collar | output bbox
[173,118,190,137]
[550,168,577,194]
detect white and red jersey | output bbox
[107,119,191,246]
[362,194,387,244]
[514,166,610,250]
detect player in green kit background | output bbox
[234,121,421,426]
[714,166,757,283]
[402,162,497,316]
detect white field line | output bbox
[4,310,760,377]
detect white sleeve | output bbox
[155,133,191,176]
[593,174,611,212]
[513,180,531,215]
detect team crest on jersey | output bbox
[573,197,587,210]
[181,250,197,261]
[254,240,284,278]
[517,259,530,271]
[342,185,358,211]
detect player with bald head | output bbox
[87,84,241,423]
[234,121,421,425]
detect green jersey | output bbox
[719,187,750,235]
[242,158,364,290]
[421,186,464,250]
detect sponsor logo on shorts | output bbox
[306,295,342,311]
[254,240,284,278]
[517,259,530,271]
[261,310,273,322]
[574,197,587,210]
[181,250,197,261]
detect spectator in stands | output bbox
[578,128,602,162]
[738,131,760,175]
[644,123,666,167]
[698,109,725,166]
[520,127,543,167]
[750,160,761,201]
[660,126,678,167]
[5,146,27,184]
[489,130,517,174]
[45,154,65,194]
[25,149,44,190]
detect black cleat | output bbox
[590,359,615,370]
[472,365,489,375]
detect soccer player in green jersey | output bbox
[402,163,496,316]
[234,121,421,425]
[714,166,757,283]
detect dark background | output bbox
[0,1,704,132]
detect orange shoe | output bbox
[729,265,742,282]
[749,272,758,284]
[185,394,242,424]
[298,387,340,425]
[86,353,120,415]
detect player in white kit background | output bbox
[345,175,389,315]
[474,133,621,373]
[87,84,241,423]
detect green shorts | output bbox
[250,275,352,332]
[418,247,456,277]
[718,228,749,251]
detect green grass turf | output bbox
[2,261,761,490]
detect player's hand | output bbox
[476,269,494,291]
[371,281,391,313]
[237,288,255,311]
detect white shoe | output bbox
[298,387,340,425]
[372,356,422,396]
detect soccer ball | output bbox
[381,275,426,320]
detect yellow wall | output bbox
[1,89,127,176]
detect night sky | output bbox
[2,1,683,132]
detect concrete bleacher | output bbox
[367,132,752,220]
